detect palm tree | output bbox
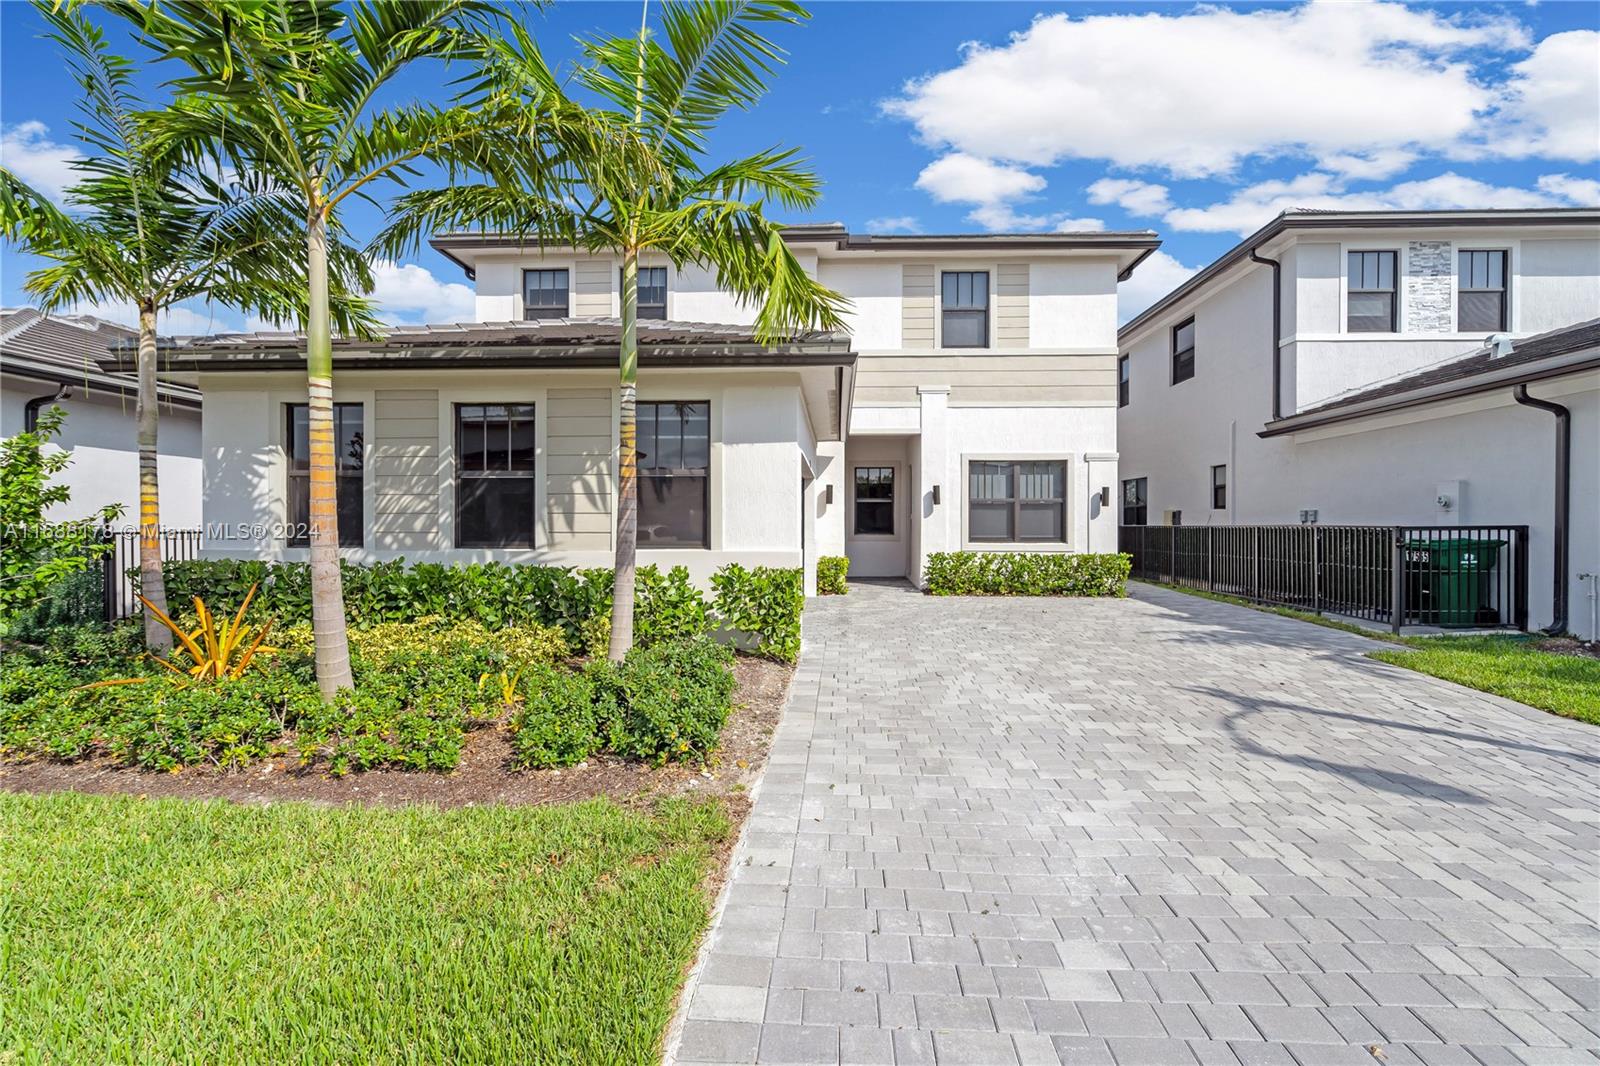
[0,4,376,653]
[106,0,547,697]
[376,1,848,660]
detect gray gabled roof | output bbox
[1259,318,1600,437]
[1,307,201,406]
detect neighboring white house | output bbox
[138,225,1159,594]
[1,308,204,526]
[1116,208,1600,637]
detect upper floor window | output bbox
[638,401,710,548]
[1211,464,1227,510]
[1121,477,1147,527]
[853,466,894,535]
[1458,250,1508,333]
[969,460,1066,543]
[456,403,537,548]
[1118,354,1130,408]
[523,269,569,320]
[941,271,989,348]
[628,266,668,320]
[286,403,363,547]
[1171,317,1195,384]
[1347,251,1396,332]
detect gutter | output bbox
[22,385,70,433]
[1248,248,1283,420]
[1513,384,1571,635]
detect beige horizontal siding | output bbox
[546,387,613,550]
[853,352,1116,406]
[902,264,934,348]
[372,388,440,550]
[996,263,1029,347]
[573,258,611,316]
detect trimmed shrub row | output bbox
[924,552,1132,597]
[163,559,803,662]
[817,555,849,596]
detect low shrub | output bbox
[607,639,737,765]
[295,657,493,776]
[507,664,605,769]
[711,564,804,662]
[924,552,1132,597]
[817,556,849,596]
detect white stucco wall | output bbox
[1519,238,1600,334]
[1030,259,1120,350]
[815,259,901,351]
[1,371,203,527]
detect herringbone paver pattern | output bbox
[671,582,1600,1066]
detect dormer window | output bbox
[523,269,569,320]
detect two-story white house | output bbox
[1116,208,1600,637]
[134,225,1159,594]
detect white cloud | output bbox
[1053,217,1106,233]
[1087,178,1171,217]
[1486,30,1600,162]
[915,153,1045,205]
[865,215,921,233]
[885,5,1528,180]
[369,260,476,324]
[1,121,84,204]
[1117,251,1199,324]
[1163,170,1597,234]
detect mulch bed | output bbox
[1534,637,1600,661]
[0,657,794,818]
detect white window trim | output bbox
[958,452,1076,553]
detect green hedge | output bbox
[817,555,849,596]
[923,552,1131,597]
[162,559,802,662]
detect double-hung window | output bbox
[1347,251,1397,332]
[637,401,710,547]
[1458,250,1508,333]
[1121,477,1147,526]
[630,266,668,320]
[286,403,364,547]
[1171,317,1195,384]
[1118,354,1130,407]
[941,271,989,348]
[456,404,537,548]
[853,467,894,535]
[1211,464,1227,510]
[968,460,1067,543]
[523,269,569,319]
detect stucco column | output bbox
[913,386,950,587]
[1084,452,1119,553]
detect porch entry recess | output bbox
[1118,524,1530,632]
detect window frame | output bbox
[1117,354,1130,408]
[1170,317,1195,384]
[964,457,1069,547]
[522,268,570,320]
[285,402,364,549]
[454,402,538,549]
[851,465,896,537]
[1211,464,1227,510]
[939,270,990,350]
[1457,248,1509,333]
[627,265,669,321]
[1121,477,1147,527]
[1346,250,1398,333]
[636,399,711,550]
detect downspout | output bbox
[1248,249,1282,420]
[1513,383,1569,634]
[23,385,71,433]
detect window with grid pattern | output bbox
[637,401,710,547]
[523,269,569,319]
[628,266,668,320]
[456,404,536,548]
[1458,250,1507,333]
[853,467,894,535]
[286,403,363,547]
[1347,251,1397,332]
[1121,477,1147,526]
[1171,318,1195,384]
[941,271,989,348]
[968,460,1066,543]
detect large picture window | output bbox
[637,401,710,548]
[1171,317,1195,384]
[523,269,569,319]
[853,467,894,535]
[629,266,668,320]
[1458,250,1508,333]
[968,460,1066,543]
[1121,477,1147,526]
[941,270,989,348]
[456,404,537,548]
[1347,251,1396,332]
[287,403,364,547]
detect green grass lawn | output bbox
[1139,580,1599,725]
[0,791,730,1065]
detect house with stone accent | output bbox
[124,225,1158,594]
[1116,208,1600,637]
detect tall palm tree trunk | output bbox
[135,303,172,653]
[305,205,355,697]
[608,247,639,662]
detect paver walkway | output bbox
[670,581,1599,1066]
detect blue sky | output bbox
[2,1,1596,330]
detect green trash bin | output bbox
[1403,536,1507,627]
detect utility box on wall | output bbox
[1434,480,1464,525]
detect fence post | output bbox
[1311,525,1321,615]
[1389,526,1405,635]
[1513,527,1529,632]
[99,525,116,624]
[1205,527,1214,591]
[1251,526,1260,600]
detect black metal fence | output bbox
[102,527,204,622]
[1119,524,1529,632]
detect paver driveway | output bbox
[670,581,1599,1066]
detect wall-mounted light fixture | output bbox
[931,484,941,505]
[823,483,834,505]
[1099,486,1111,507]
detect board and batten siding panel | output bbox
[573,258,612,316]
[996,263,1029,347]
[902,264,935,348]
[546,387,613,550]
[372,389,440,549]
